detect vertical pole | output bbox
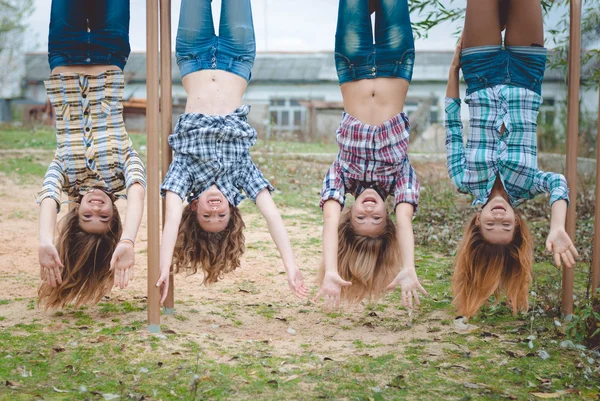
[562,0,582,316]
[591,81,600,294]
[160,0,175,313]
[147,0,161,332]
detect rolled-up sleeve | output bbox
[531,170,570,205]
[445,97,468,193]
[241,161,274,202]
[394,160,420,214]
[37,156,65,212]
[160,158,191,201]
[320,158,345,209]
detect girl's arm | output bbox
[546,199,579,268]
[445,37,468,193]
[255,189,309,298]
[313,199,352,311]
[156,191,184,304]
[38,197,63,287]
[111,183,145,289]
[386,203,427,309]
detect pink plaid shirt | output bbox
[320,112,420,211]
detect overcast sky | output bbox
[26,0,572,53]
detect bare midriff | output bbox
[340,77,409,126]
[51,65,122,75]
[182,70,248,116]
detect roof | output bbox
[24,50,568,84]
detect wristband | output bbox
[119,238,135,247]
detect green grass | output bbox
[1,126,599,400]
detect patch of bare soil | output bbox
[0,174,455,361]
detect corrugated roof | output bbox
[24,50,568,84]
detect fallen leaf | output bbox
[53,386,69,393]
[530,390,577,399]
[5,380,22,388]
[267,379,279,388]
[52,347,65,353]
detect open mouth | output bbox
[492,205,506,212]
[89,198,105,205]
[363,196,377,206]
[207,198,222,206]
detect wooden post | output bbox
[160,0,175,313]
[147,0,161,332]
[591,80,600,294]
[562,0,582,316]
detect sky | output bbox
[26,0,571,54]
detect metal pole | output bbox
[591,80,600,294]
[562,0,582,316]
[160,0,175,313]
[147,0,161,332]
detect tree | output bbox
[0,0,35,99]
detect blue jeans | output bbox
[48,0,130,71]
[176,0,255,82]
[461,46,548,95]
[335,0,415,85]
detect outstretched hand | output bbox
[110,242,135,289]
[156,270,170,306]
[386,268,428,310]
[287,267,310,299]
[546,228,579,269]
[313,271,352,312]
[39,244,64,287]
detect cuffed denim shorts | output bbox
[176,0,255,82]
[461,45,548,96]
[334,0,415,85]
[48,0,130,71]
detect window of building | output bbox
[269,98,307,133]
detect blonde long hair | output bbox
[172,204,246,284]
[452,211,533,317]
[38,206,122,309]
[318,208,401,302]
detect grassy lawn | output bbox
[0,126,598,400]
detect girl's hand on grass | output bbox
[156,270,170,306]
[110,242,135,289]
[313,271,351,312]
[287,267,310,299]
[546,228,579,268]
[39,244,64,287]
[386,268,428,310]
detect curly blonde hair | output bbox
[317,208,401,302]
[452,210,533,318]
[38,205,122,309]
[172,204,246,284]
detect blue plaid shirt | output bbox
[160,105,273,205]
[445,86,569,207]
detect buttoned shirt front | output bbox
[160,105,273,205]
[320,112,420,211]
[37,71,146,210]
[445,85,569,207]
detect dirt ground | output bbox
[0,174,459,363]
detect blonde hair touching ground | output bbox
[317,208,401,302]
[452,211,533,318]
[38,206,122,309]
[172,204,245,284]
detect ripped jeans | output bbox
[334,0,415,85]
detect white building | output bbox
[23,51,599,142]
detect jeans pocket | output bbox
[334,52,352,73]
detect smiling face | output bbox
[77,189,115,234]
[477,195,518,244]
[192,185,231,233]
[350,189,388,237]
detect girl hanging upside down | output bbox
[38,0,147,309]
[315,0,427,311]
[446,0,579,318]
[156,0,308,302]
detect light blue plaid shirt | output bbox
[445,85,569,207]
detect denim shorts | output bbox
[48,0,130,71]
[461,45,547,95]
[334,0,415,85]
[176,0,255,82]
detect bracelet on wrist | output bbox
[119,238,135,247]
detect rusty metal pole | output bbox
[147,0,161,332]
[160,0,175,314]
[562,0,582,316]
[591,81,600,294]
